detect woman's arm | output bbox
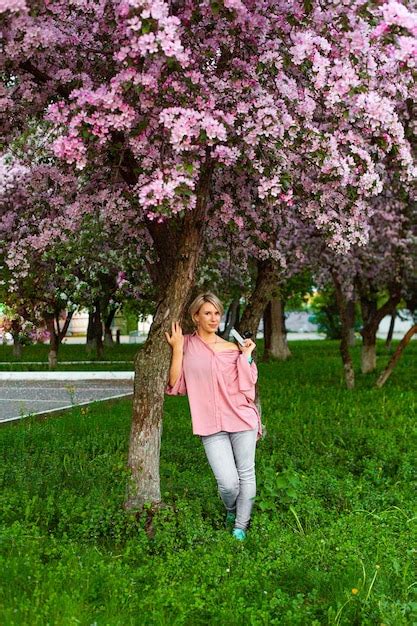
[168,346,184,387]
[165,321,184,387]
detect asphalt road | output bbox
[0,380,133,423]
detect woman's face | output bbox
[194,302,221,333]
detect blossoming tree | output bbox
[2,0,417,507]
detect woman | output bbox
[165,293,261,541]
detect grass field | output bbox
[0,343,139,371]
[0,341,416,624]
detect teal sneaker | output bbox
[226,512,236,528]
[232,528,246,541]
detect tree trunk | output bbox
[45,310,73,369]
[385,311,396,350]
[221,297,240,340]
[332,275,355,389]
[346,299,356,347]
[238,259,280,425]
[104,306,117,346]
[86,310,95,354]
[45,315,59,369]
[104,326,113,346]
[239,259,280,340]
[125,161,212,510]
[361,334,377,374]
[86,302,103,357]
[263,297,291,361]
[181,286,201,335]
[376,324,417,388]
[94,301,104,358]
[263,303,271,359]
[12,339,23,358]
[360,297,378,374]
[11,319,23,358]
[359,291,401,374]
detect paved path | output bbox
[0,379,133,424]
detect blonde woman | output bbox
[165,293,261,541]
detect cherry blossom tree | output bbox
[2,0,417,508]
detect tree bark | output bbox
[359,291,401,374]
[45,310,73,369]
[385,311,396,350]
[45,315,59,369]
[125,161,212,511]
[359,298,377,374]
[181,286,201,335]
[376,324,417,388]
[361,342,377,374]
[263,297,291,361]
[346,299,356,347]
[238,259,280,426]
[86,302,103,357]
[86,310,95,354]
[104,306,117,346]
[332,274,355,389]
[221,297,240,340]
[11,319,23,358]
[12,339,23,358]
[238,259,280,340]
[94,301,104,358]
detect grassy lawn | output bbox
[0,343,139,370]
[0,341,416,624]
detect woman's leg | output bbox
[229,428,257,530]
[201,431,239,515]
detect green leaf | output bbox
[303,0,313,15]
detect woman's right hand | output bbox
[164,321,184,351]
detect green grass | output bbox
[0,343,139,370]
[0,341,416,625]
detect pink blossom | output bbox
[0,0,27,14]
[52,136,87,170]
[212,146,239,166]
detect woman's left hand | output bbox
[239,338,256,358]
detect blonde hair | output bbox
[189,292,224,325]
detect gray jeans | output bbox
[201,428,257,531]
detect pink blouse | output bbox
[165,333,262,438]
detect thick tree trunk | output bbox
[361,341,376,374]
[263,297,291,361]
[221,297,240,340]
[239,259,280,340]
[385,311,396,350]
[332,275,355,389]
[360,298,378,374]
[181,286,201,335]
[376,324,417,388]
[263,303,271,359]
[359,291,401,374]
[125,162,212,511]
